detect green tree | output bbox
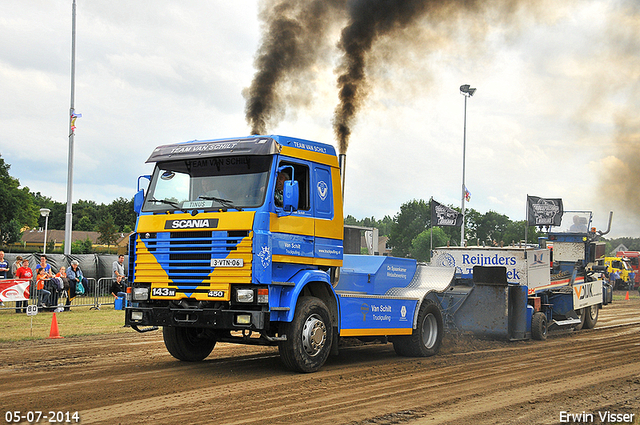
[463,208,482,242]
[377,215,394,236]
[388,199,430,257]
[345,214,394,237]
[71,237,93,254]
[474,210,511,245]
[410,227,449,262]
[97,216,119,247]
[0,156,38,243]
[75,199,100,225]
[106,197,136,232]
[76,216,95,232]
[501,220,543,246]
[31,192,65,230]
[0,219,23,245]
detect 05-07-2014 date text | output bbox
[4,411,80,423]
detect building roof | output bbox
[21,229,133,246]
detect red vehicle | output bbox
[617,251,640,289]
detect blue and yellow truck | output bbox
[125,135,454,372]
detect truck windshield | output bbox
[550,211,592,233]
[142,155,272,212]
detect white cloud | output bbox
[0,0,638,238]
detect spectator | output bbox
[65,260,86,311]
[111,254,127,299]
[11,256,23,279]
[609,269,621,289]
[35,255,54,279]
[55,266,69,290]
[110,278,127,299]
[112,254,126,283]
[0,250,8,279]
[50,267,69,313]
[0,251,7,306]
[35,268,52,308]
[14,259,33,313]
[35,255,58,307]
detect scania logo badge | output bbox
[164,218,219,229]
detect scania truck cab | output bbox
[126,135,452,372]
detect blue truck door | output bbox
[271,159,315,262]
[313,165,341,262]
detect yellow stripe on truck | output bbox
[136,211,255,233]
[340,328,413,337]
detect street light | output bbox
[40,208,51,254]
[460,84,476,247]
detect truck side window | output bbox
[278,161,310,211]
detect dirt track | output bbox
[2,294,639,425]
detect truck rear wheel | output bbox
[163,326,216,362]
[278,297,333,373]
[531,312,547,340]
[582,304,599,329]
[393,300,443,357]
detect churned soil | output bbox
[1,293,639,425]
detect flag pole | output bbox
[429,197,433,258]
[64,0,76,255]
[525,194,529,249]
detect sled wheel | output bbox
[582,304,599,329]
[532,312,548,341]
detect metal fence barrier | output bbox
[0,277,126,312]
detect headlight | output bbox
[132,287,150,301]
[236,289,254,303]
[131,311,144,321]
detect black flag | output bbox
[527,196,563,226]
[431,200,463,227]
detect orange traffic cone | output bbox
[625,291,630,300]
[47,312,63,339]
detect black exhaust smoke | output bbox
[244,0,345,135]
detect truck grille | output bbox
[135,230,252,285]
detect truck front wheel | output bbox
[278,297,333,373]
[163,326,216,362]
[393,300,443,357]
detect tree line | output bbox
[346,199,640,262]
[0,155,136,249]
[2,155,638,257]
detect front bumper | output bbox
[125,305,268,331]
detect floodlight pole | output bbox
[40,208,51,254]
[460,84,476,247]
[64,0,76,255]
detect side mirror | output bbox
[282,180,299,212]
[133,189,145,214]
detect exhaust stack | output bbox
[596,211,614,237]
[338,154,346,204]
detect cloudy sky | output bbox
[1,0,639,238]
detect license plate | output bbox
[208,290,225,298]
[211,258,244,267]
[183,200,213,209]
[152,287,177,297]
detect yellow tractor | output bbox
[596,257,631,290]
